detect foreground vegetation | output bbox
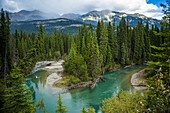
[0,1,169,112]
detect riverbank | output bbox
[130,69,148,90]
[32,60,147,91]
[33,60,106,91]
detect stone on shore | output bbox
[46,73,62,86]
[131,69,148,90]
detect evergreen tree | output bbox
[36,99,50,113]
[59,31,64,56]
[0,8,11,78]
[144,2,170,112]
[99,23,108,66]
[121,43,126,65]
[96,21,101,43]
[54,94,69,113]
[3,66,36,113]
[113,38,118,63]
[64,39,77,76]
[144,21,151,61]
[87,106,96,113]
[88,23,93,33]
[89,33,101,77]
[37,24,44,58]
[81,106,88,113]
[107,21,114,63]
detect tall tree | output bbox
[54,94,69,113]
[99,23,108,66]
[3,66,36,113]
[37,24,44,58]
[96,21,101,43]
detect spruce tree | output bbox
[3,66,36,113]
[90,33,101,77]
[108,21,114,63]
[0,8,11,78]
[37,23,44,58]
[36,98,50,113]
[96,21,101,43]
[64,39,77,76]
[54,94,69,113]
[81,106,88,113]
[99,23,108,66]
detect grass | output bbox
[54,74,82,87]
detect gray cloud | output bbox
[0,0,163,19]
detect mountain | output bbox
[10,18,84,35]
[60,13,80,20]
[8,9,161,27]
[78,10,161,27]
[8,10,59,22]
[9,9,161,35]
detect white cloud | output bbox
[1,0,163,20]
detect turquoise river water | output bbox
[27,65,145,113]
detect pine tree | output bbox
[81,106,88,113]
[113,38,118,63]
[88,23,93,33]
[3,66,36,113]
[144,2,170,112]
[64,39,77,76]
[90,33,101,77]
[87,106,96,113]
[44,32,50,58]
[76,54,88,81]
[59,31,64,56]
[121,43,126,65]
[54,29,60,52]
[81,36,87,60]
[106,45,112,66]
[0,8,11,78]
[54,94,69,113]
[51,33,56,59]
[36,98,50,113]
[96,21,101,43]
[107,21,114,63]
[37,23,44,58]
[144,21,151,61]
[99,23,108,66]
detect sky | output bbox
[0,0,167,20]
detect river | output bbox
[26,65,145,113]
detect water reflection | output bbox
[27,65,146,113]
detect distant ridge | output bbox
[9,9,161,35]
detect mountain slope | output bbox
[78,10,161,27]
[60,13,80,20]
[9,9,161,35]
[9,10,59,22]
[10,18,84,35]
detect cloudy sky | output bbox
[0,0,167,20]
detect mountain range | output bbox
[8,9,161,35]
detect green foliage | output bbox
[144,2,170,112]
[54,94,69,113]
[36,98,50,113]
[87,106,96,113]
[101,91,145,113]
[3,66,36,113]
[144,70,169,112]
[99,22,108,66]
[81,106,88,113]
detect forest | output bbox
[0,1,169,112]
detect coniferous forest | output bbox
[0,1,169,113]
